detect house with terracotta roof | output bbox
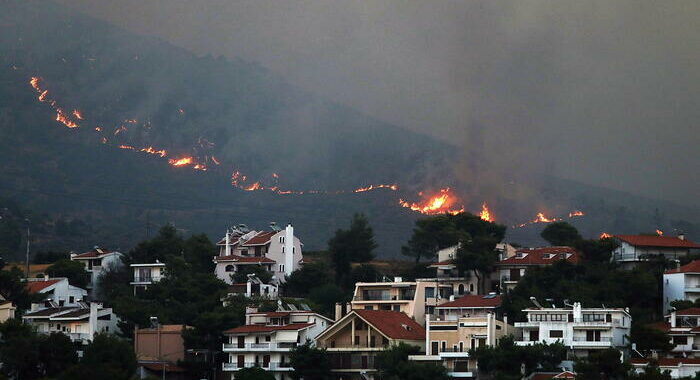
[214,223,303,285]
[664,260,700,314]
[631,358,700,379]
[408,302,512,378]
[314,309,425,380]
[24,276,87,307]
[434,294,503,321]
[222,306,332,380]
[495,247,580,290]
[515,302,631,358]
[648,308,700,358]
[612,234,700,268]
[22,301,119,344]
[70,246,125,297]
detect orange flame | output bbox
[656,229,664,236]
[568,210,584,218]
[95,126,102,132]
[38,90,48,102]
[72,109,83,120]
[114,125,127,135]
[193,163,207,171]
[354,184,399,193]
[211,156,221,165]
[600,232,612,239]
[55,109,78,128]
[479,203,493,222]
[399,188,464,215]
[168,157,193,167]
[243,182,262,191]
[140,146,167,158]
[534,212,557,223]
[118,145,135,150]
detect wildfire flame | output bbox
[656,229,664,236]
[399,188,464,215]
[211,156,221,165]
[55,109,78,128]
[118,145,135,150]
[114,125,127,135]
[354,184,399,193]
[479,203,493,222]
[38,90,48,102]
[72,109,83,120]
[168,157,193,167]
[600,232,612,239]
[141,146,167,158]
[568,210,584,218]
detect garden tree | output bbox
[540,222,582,246]
[38,332,79,377]
[628,364,673,380]
[231,264,273,284]
[375,343,450,380]
[59,333,136,380]
[630,324,674,354]
[46,259,89,288]
[574,236,618,263]
[128,224,185,264]
[669,299,697,311]
[453,213,507,293]
[328,213,377,281]
[290,341,332,380]
[32,250,69,264]
[183,232,217,273]
[95,260,132,304]
[349,263,382,285]
[307,283,347,318]
[0,260,37,310]
[468,336,567,380]
[402,214,460,264]
[574,348,630,380]
[501,260,661,323]
[235,366,276,380]
[283,262,334,297]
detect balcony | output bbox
[353,294,414,302]
[222,362,292,371]
[571,336,613,347]
[500,276,519,283]
[222,342,298,351]
[131,275,162,285]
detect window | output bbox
[549,330,563,338]
[354,336,360,345]
[280,236,285,243]
[282,246,285,253]
[225,265,235,272]
[380,305,390,310]
[550,314,566,322]
[365,306,374,310]
[279,264,285,272]
[469,284,474,292]
[265,335,271,342]
[292,247,295,253]
[425,287,435,299]
[441,341,446,352]
[331,340,336,348]
[582,314,605,322]
[392,305,401,312]
[69,296,74,304]
[532,314,548,322]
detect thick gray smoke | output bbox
[58,0,700,205]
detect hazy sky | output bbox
[57,0,700,204]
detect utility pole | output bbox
[25,218,30,279]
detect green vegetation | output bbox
[46,259,89,288]
[329,213,377,284]
[375,343,450,380]
[234,366,276,380]
[290,341,332,380]
[469,336,567,380]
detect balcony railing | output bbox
[572,336,613,342]
[132,275,162,283]
[353,294,414,301]
[223,342,298,351]
[222,362,291,371]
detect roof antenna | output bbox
[529,297,543,308]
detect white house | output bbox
[0,295,16,322]
[23,301,120,344]
[648,308,700,358]
[222,305,333,380]
[71,247,125,297]
[25,277,87,306]
[213,223,303,285]
[612,234,700,268]
[495,247,580,290]
[631,358,700,379]
[514,302,631,358]
[664,260,700,314]
[130,262,166,294]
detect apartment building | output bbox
[22,301,119,344]
[664,260,700,314]
[70,247,124,297]
[25,276,87,306]
[214,223,303,285]
[434,294,502,321]
[612,234,700,268]
[409,311,512,378]
[315,310,425,380]
[222,306,332,380]
[130,262,166,294]
[351,276,475,326]
[648,308,700,357]
[514,302,631,358]
[495,247,580,290]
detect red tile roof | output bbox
[616,235,700,249]
[631,358,700,366]
[429,260,455,267]
[665,260,700,274]
[72,248,116,259]
[215,255,276,264]
[436,294,501,309]
[354,310,425,341]
[25,279,61,294]
[241,231,277,246]
[676,308,700,316]
[223,323,312,334]
[497,247,579,266]
[141,363,186,373]
[250,311,312,317]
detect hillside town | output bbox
[1,213,699,380]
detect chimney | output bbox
[671,310,677,328]
[394,277,403,283]
[573,302,582,322]
[679,233,686,241]
[88,302,99,341]
[43,274,49,281]
[225,229,231,257]
[335,302,344,321]
[284,224,294,277]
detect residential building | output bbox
[351,276,476,326]
[135,324,189,380]
[25,276,87,306]
[0,295,16,322]
[631,358,700,379]
[664,260,700,314]
[130,261,166,294]
[22,301,119,344]
[514,302,631,358]
[612,234,700,268]
[408,310,512,378]
[434,294,503,321]
[70,247,125,297]
[315,310,425,380]
[647,308,700,357]
[227,275,279,299]
[214,223,303,285]
[495,247,580,290]
[222,306,333,380]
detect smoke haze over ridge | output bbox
[45,0,700,205]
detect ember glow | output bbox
[141,146,167,157]
[168,157,193,167]
[479,203,493,222]
[55,109,79,128]
[354,184,398,193]
[656,229,664,236]
[118,145,135,150]
[600,232,612,239]
[72,109,83,120]
[399,188,464,215]
[114,125,127,135]
[568,210,584,218]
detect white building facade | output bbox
[22,302,120,344]
[664,260,700,314]
[130,262,166,294]
[70,247,125,297]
